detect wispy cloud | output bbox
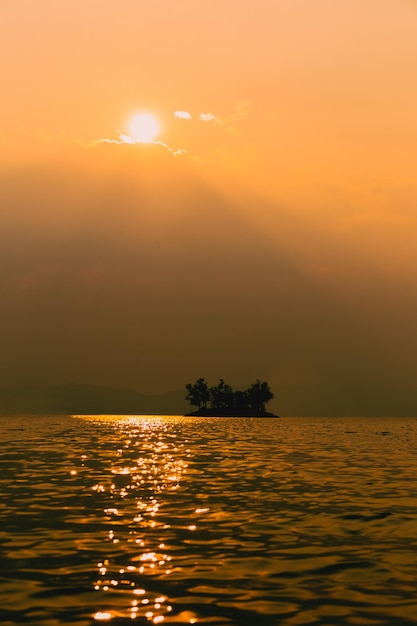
[92,132,187,157]
[174,110,192,120]
[198,102,249,134]
[92,132,134,145]
[116,133,136,144]
[199,112,223,125]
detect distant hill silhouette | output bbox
[0,384,189,415]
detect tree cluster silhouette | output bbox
[185,378,275,416]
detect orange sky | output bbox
[1,0,417,414]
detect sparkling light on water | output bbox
[87,416,191,622]
[94,611,112,621]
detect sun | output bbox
[127,112,161,143]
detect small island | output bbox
[185,378,277,417]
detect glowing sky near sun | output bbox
[1,0,417,415]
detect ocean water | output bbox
[0,415,417,626]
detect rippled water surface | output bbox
[1,415,417,626]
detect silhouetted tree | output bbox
[185,378,210,410]
[233,390,247,413]
[245,380,274,413]
[210,379,234,411]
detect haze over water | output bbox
[1,415,417,625]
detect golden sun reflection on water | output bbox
[80,416,197,624]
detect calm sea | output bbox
[1,415,417,626]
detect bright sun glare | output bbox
[128,112,160,143]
